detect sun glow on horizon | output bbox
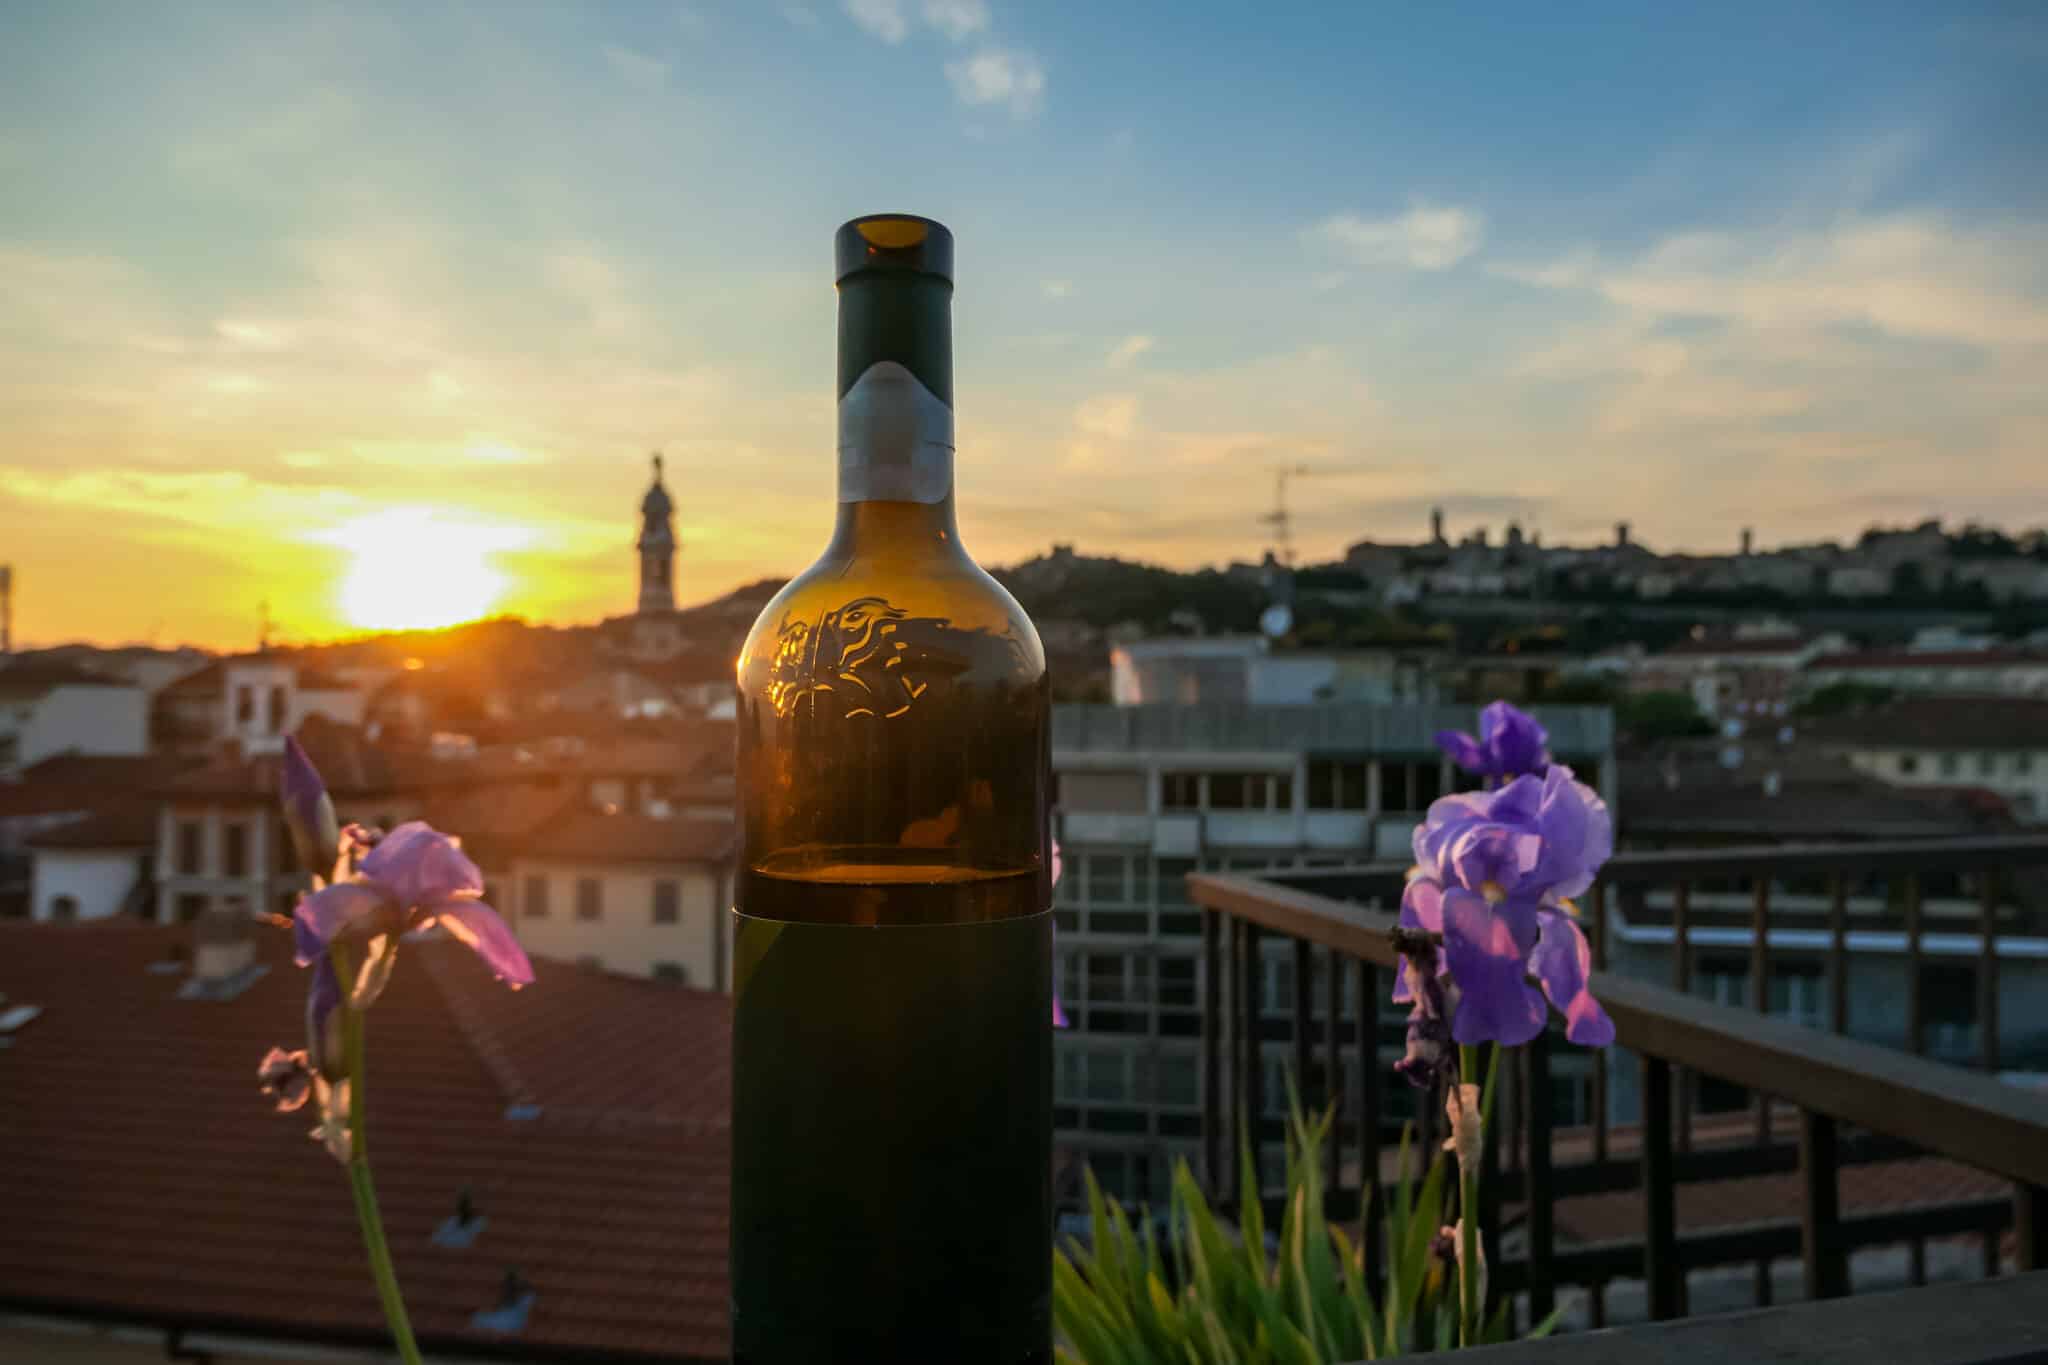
[318,508,538,632]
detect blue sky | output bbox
[2,1,2045,646]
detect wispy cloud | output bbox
[844,0,909,43]
[945,48,1046,117]
[1075,392,1141,438]
[1306,202,1484,270]
[600,43,670,89]
[922,0,990,40]
[1042,279,1072,299]
[1106,334,1154,369]
[1498,215,2048,348]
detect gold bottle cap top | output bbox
[836,214,954,284]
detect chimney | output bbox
[183,904,259,998]
[1616,521,1631,549]
[1741,527,1754,556]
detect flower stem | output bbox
[331,943,424,1365]
[1458,1043,1480,1348]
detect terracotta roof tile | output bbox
[22,801,158,849]
[0,920,730,1360]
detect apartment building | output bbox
[1049,700,1616,1201]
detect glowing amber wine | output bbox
[731,215,1053,1365]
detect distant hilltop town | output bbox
[1334,511,2048,608]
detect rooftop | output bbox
[521,810,736,866]
[1800,696,2048,750]
[0,919,730,1360]
[1808,649,2048,672]
[22,801,158,850]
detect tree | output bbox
[1796,681,1894,718]
[1615,690,1714,743]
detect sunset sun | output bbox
[322,508,535,632]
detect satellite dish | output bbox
[1260,604,1294,638]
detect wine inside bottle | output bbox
[731,214,1053,1365]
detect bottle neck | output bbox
[836,272,955,515]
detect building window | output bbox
[223,822,248,878]
[1306,759,1369,811]
[652,962,687,985]
[1085,1050,1129,1103]
[1207,773,1247,809]
[1270,775,1293,810]
[235,686,254,725]
[177,822,203,876]
[50,895,79,922]
[1088,953,1129,1003]
[1379,760,1444,814]
[2017,753,2035,775]
[1158,1053,1199,1107]
[1696,954,1747,1008]
[268,685,288,734]
[1939,753,1960,778]
[524,876,550,918]
[1086,854,1127,906]
[576,878,602,920]
[1898,754,1919,776]
[1978,753,1995,778]
[653,879,681,924]
[1161,773,1201,810]
[1922,964,1977,1054]
[275,820,297,875]
[1768,963,1824,1028]
[173,893,207,922]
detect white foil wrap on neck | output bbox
[837,360,954,504]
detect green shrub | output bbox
[1053,1093,1558,1362]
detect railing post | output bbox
[1526,1026,1555,1326]
[1323,945,1341,1196]
[1905,872,1924,1056]
[1751,874,1772,1146]
[1292,937,1311,1119]
[1202,905,1222,1193]
[1828,872,1849,1036]
[1980,870,2000,1074]
[1642,1056,1679,1321]
[1590,881,1609,1163]
[1799,1109,1848,1300]
[2019,1184,2046,1273]
[1672,878,1693,1154]
[1357,959,1383,1292]
[1241,920,1264,1198]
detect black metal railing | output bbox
[1191,834,2048,1331]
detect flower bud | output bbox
[280,738,341,879]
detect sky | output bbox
[2,1,2045,650]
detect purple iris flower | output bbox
[1390,746,1616,1052]
[1413,766,1611,905]
[1434,701,1550,782]
[295,821,533,991]
[1530,906,1614,1046]
[281,736,342,879]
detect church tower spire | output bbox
[636,451,676,615]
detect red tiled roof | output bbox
[0,755,197,818]
[1655,637,1817,659]
[522,810,735,865]
[0,662,129,696]
[1808,649,2048,671]
[1799,695,2048,749]
[0,920,730,1360]
[23,802,158,849]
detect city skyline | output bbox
[5,1,2046,649]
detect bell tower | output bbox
[636,452,676,615]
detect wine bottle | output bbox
[731,214,1053,1364]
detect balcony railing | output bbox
[1188,834,2048,1337]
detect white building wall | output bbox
[31,849,144,920]
[21,685,148,765]
[508,860,726,987]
